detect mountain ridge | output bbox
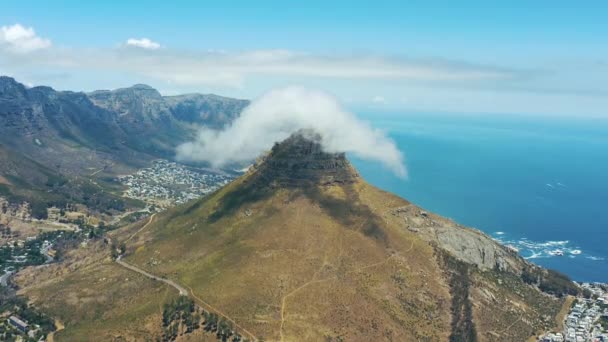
[0,76,248,217]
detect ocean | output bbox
[350,112,608,283]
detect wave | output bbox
[493,233,605,262]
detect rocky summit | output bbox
[254,130,359,186]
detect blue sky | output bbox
[1,1,607,116]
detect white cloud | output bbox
[0,24,51,53]
[177,86,407,177]
[372,95,386,104]
[0,42,518,88]
[2,28,605,116]
[126,38,161,50]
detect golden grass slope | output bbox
[15,234,178,341]
[14,140,565,341]
[122,174,451,341]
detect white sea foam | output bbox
[488,232,604,264]
[525,251,543,259]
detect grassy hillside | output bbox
[121,176,452,341]
[16,231,178,341]
[117,162,563,341]
[0,144,140,218]
[13,134,566,341]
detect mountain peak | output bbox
[0,76,28,100]
[89,84,162,99]
[130,84,155,90]
[0,75,18,84]
[254,130,359,186]
[123,84,162,99]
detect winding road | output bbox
[115,255,188,295]
[113,214,258,341]
[115,213,187,295]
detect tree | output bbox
[194,312,201,329]
[110,243,119,259]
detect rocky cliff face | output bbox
[390,204,522,272]
[0,76,248,168]
[89,84,249,156]
[0,77,135,173]
[164,93,249,128]
[89,84,172,126]
[89,84,249,130]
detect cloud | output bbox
[372,95,386,104]
[125,38,161,50]
[0,40,519,88]
[2,24,604,115]
[177,86,407,177]
[0,24,51,53]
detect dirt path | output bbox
[115,256,188,295]
[125,213,156,243]
[115,213,257,341]
[90,163,113,176]
[115,257,257,340]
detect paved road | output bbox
[115,256,187,295]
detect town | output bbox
[0,227,98,341]
[540,283,608,342]
[119,160,236,208]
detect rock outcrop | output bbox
[254,130,359,186]
[391,202,520,272]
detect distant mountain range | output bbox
[0,76,248,217]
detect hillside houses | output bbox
[540,283,608,342]
[119,160,234,207]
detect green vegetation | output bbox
[0,294,55,341]
[521,266,580,298]
[0,219,119,273]
[0,231,56,271]
[162,296,199,340]
[439,251,477,342]
[115,210,150,226]
[599,316,608,330]
[161,296,244,341]
[1,171,140,219]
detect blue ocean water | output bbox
[350,112,608,282]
